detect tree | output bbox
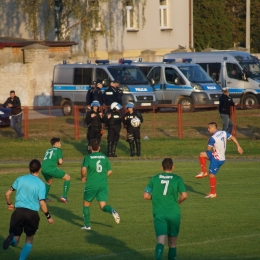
[251,0,260,52]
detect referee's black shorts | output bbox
[9,208,40,237]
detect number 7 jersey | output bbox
[144,173,186,215]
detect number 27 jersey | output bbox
[145,173,186,215]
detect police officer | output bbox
[102,102,122,157]
[85,100,103,153]
[123,102,143,156]
[103,80,123,106]
[86,81,97,108]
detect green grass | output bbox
[0,160,260,260]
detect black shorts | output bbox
[9,208,40,237]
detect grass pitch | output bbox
[0,160,260,260]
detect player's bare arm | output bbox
[143,192,152,200]
[5,187,15,210]
[230,136,243,154]
[40,200,54,224]
[81,167,87,182]
[178,192,187,204]
[107,170,112,177]
[58,158,63,165]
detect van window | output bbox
[147,67,161,84]
[138,66,153,77]
[165,67,184,85]
[96,68,109,82]
[74,68,92,85]
[226,63,242,80]
[198,63,221,81]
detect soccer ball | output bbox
[131,117,141,127]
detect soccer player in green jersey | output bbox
[81,139,120,230]
[143,158,187,260]
[42,137,71,203]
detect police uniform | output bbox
[123,109,143,156]
[103,81,123,106]
[102,103,122,157]
[86,85,96,107]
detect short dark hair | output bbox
[29,159,41,173]
[91,139,100,151]
[208,122,217,128]
[162,158,173,171]
[10,90,15,94]
[50,137,60,145]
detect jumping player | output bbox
[143,158,187,260]
[81,139,120,230]
[196,122,243,198]
[42,137,71,203]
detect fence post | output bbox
[48,106,52,138]
[177,104,183,139]
[23,106,28,139]
[231,106,236,137]
[74,106,79,140]
[153,105,156,138]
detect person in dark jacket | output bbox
[3,90,24,138]
[103,80,123,106]
[123,102,143,156]
[85,101,103,154]
[102,102,122,157]
[219,89,237,134]
[86,81,104,108]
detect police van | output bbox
[52,60,156,115]
[135,59,222,111]
[164,51,260,109]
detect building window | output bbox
[159,0,169,29]
[126,0,138,31]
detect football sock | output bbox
[210,177,217,194]
[62,180,70,198]
[10,237,17,247]
[19,243,32,260]
[155,243,164,260]
[83,206,90,227]
[45,183,51,198]
[199,156,207,172]
[168,247,177,260]
[102,205,113,214]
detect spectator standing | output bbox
[219,89,237,134]
[3,90,24,138]
[103,80,123,106]
[102,102,122,157]
[123,102,143,156]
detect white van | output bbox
[164,51,260,108]
[135,60,222,111]
[52,60,156,115]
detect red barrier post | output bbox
[177,104,183,139]
[231,106,236,137]
[153,105,156,138]
[23,106,28,139]
[74,106,79,140]
[49,106,52,138]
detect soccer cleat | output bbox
[3,233,14,250]
[204,193,217,199]
[60,197,68,203]
[195,172,208,178]
[45,198,52,202]
[112,209,120,224]
[81,226,91,230]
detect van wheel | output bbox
[62,101,73,116]
[243,94,258,109]
[178,97,194,112]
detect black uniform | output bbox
[103,86,123,106]
[123,110,143,156]
[92,87,104,106]
[85,109,103,153]
[86,86,96,107]
[102,109,122,157]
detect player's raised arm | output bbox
[230,136,243,154]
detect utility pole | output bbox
[246,0,250,52]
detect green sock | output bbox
[62,180,70,198]
[83,206,90,227]
[45,184,51,198]
[168,247,176,260]
[102,205,113,214]
[155,243,164,260]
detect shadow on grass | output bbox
[236,125,260,139]
[185,181,206,196]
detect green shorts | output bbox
[42,168,66,181]
[83,186,108,202]
[153,214,181,237]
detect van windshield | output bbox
[240,61,260,79]
[107,66,149,85]
[178,65,215,83]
